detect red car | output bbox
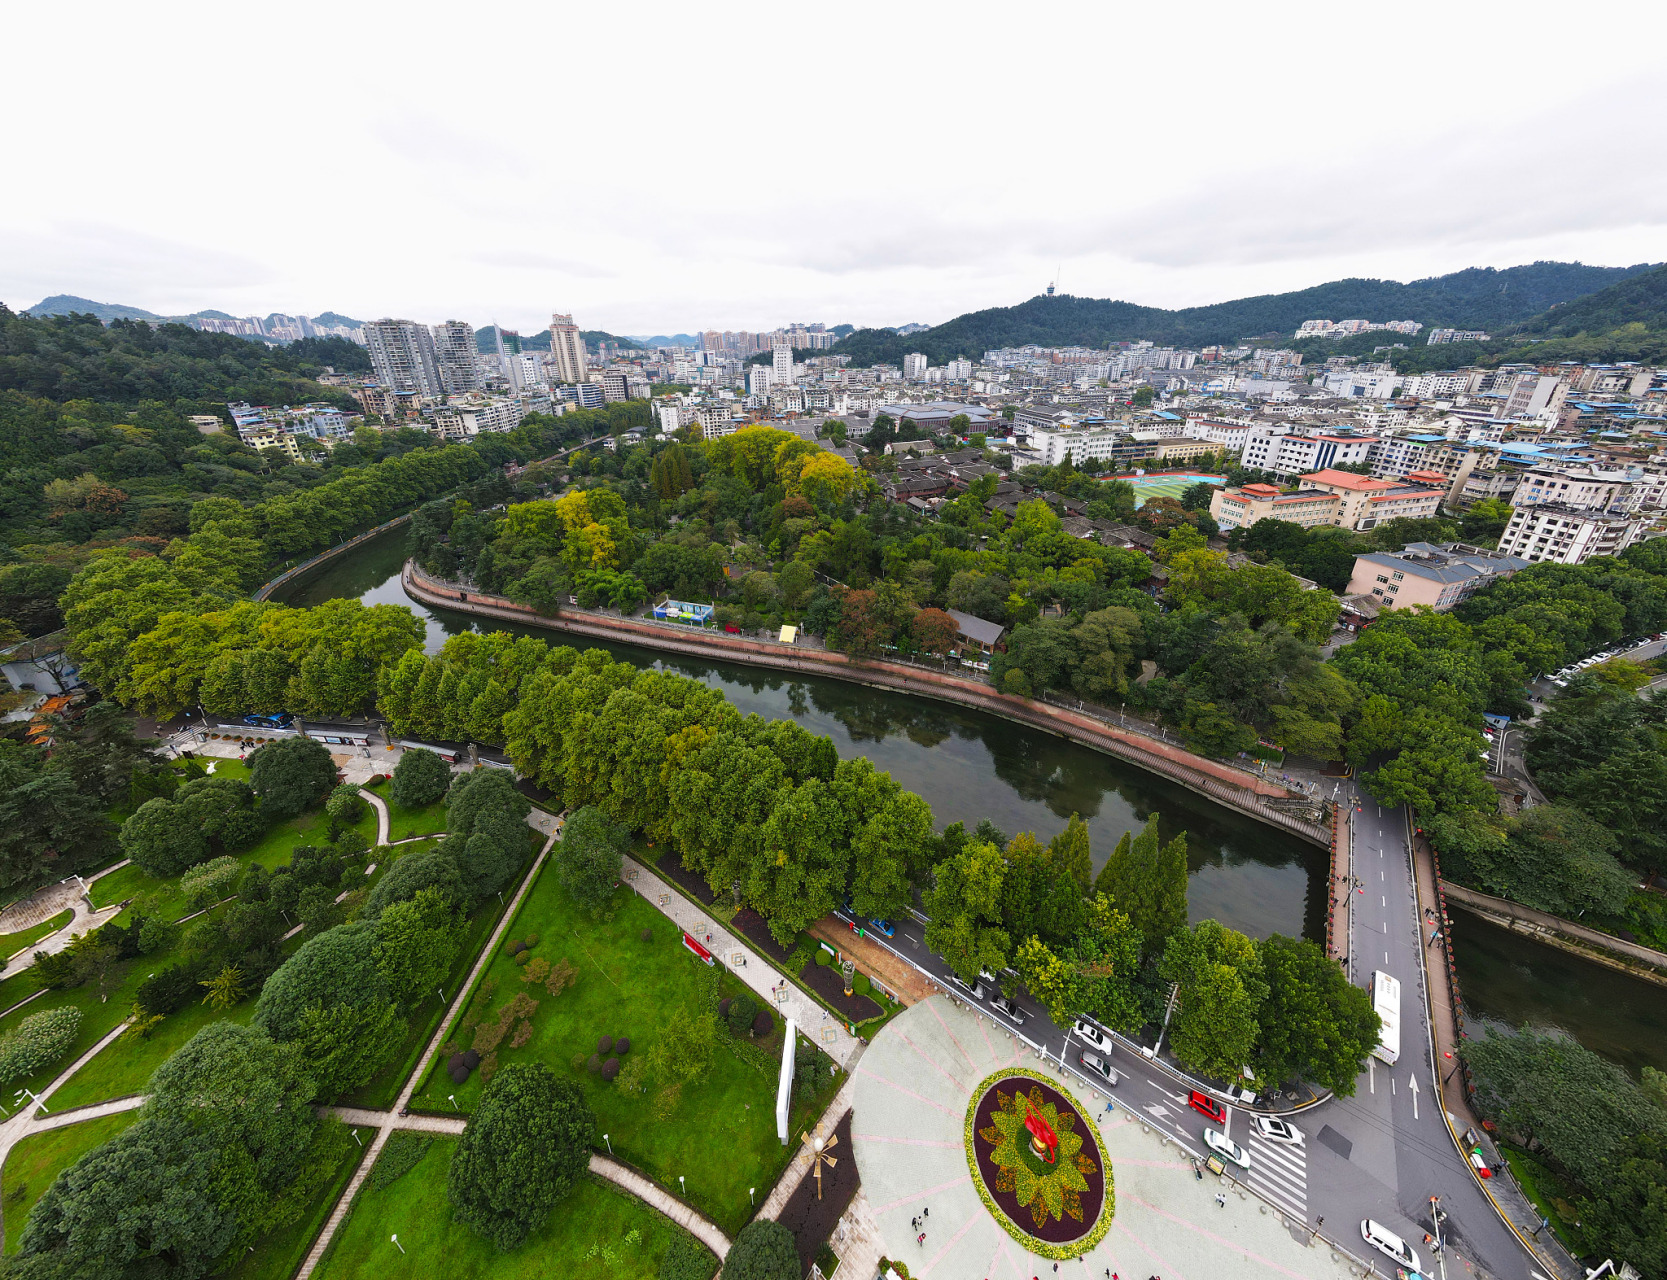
[1189,1090,1226,1123]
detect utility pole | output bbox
[1151,983,1180,1057]
[1428,1195,1447,1280]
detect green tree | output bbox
[1160,920,1268,1083]
[324,784,365,827]
[721,1219,800,1280]
[924,840,1010,983]
[1255,935,1379,1094]
[1578,1128,1667,1279]
[120,796,210,877]
[0,1007,82,1084]
[374,887,463,1009]
[1093,816,1188,962]
[248,735,337,820]
[1050,813,1092,891]
[448,1063,595,1251]
[554,806,628,912]
[390,747,452,809]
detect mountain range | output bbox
[24,259,1667,368]
[831,261,1663,366]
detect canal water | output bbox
[282,526,1667,1072]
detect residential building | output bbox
[599,370,630,403]
[772,343,794,388]
[1427,329,1490,345]
[1494,503,1643,565]
[903,352,929,380]
[1503,374,1568,420]
[431,320,479,395]
[945,358,972,381]
[1296,469,1445,530]
[556,382,605,409]
[1209,483,1341,531]
[747,366,774,397]
[241,427,305,461]
[1512,465,1635,513]
[1344,542,1530,611]
[946,609,1005,658]
[364,319,442,396]
[548,313,587,384]
[1242,431,1377,478]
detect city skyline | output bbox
[3,1,1665,335]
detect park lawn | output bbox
[408,865,841,1234]
[383,796,449,843]
[48,999,261,1112]
[314,1141,714,1280]
[2,1111,139,1253]
[337,837,538,1110]
[0,912,73,963]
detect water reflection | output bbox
[1448,907,1667,1078]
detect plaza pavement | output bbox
[853,997,1369,1280]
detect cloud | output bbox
[468,250,618,278]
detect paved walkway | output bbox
[621,856,861,1069]
[851,996,1370,1280]
[759,1074,856,1223]
[361,789,390,846]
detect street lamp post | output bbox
[679,1175,686,1197]
[749,1187,755,1207]
[603,1133,612,1156]
[1428,1195,1447,1280]
[391,1234,405,1255]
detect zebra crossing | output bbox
[1247,1136,1308,1220]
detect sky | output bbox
[5,0,1667,337]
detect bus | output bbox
[1370,970,1401,1065]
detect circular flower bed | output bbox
[964,1067,1112,1259]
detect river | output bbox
[282,525,1667,1074]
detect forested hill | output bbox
[1515,262,1667,337]
[834,260,1659,364]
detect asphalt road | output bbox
[846,786,1544,1280]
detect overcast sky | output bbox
[6,0,1666,336]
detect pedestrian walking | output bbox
[1317,1217,1324,1230]
[1215,1193,1226,1208]
[917,1233,926,1247]
[923,1207,929,1218]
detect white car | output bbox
[1361,1219,1421,1273]
[1079,1049,1120,1086]
[1072,1018,1110,1051]
[949,974,988,1000]
[1251,1115,1304,1147]
[992,995,1026,1024]
[1203,1127,1249,1169]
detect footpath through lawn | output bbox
[314,1138,716,1280]
[409,863,843,1235]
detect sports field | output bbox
[1120,472,1226,507]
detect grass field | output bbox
[1121,472,1225,508]
[315,1141,715,1280]
[382,795,449,843]
[1,1111,138,1253]
[0,912,74,964]
[49,1001,261,1112]
[408,865,840,1233]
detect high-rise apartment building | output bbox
[364,319,442,397]
[772,343,793,387]
[431,320,479,395]
[548,313,587,384]
[903,352,928,379]
[747,366,774,397]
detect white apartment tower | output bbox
[364,319,442,397]
[903,352,929,379]
[431,320,479,395]
[548,313,587,384]
[772,343,793,387]
[747,365,774,397]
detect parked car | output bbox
[1079,1049,1120,1085]
[1251,1116,1303,1147]
[1188,1090,1226,1123]
[991,995,1026,1024]
[1203,1127,1249,1169]
[1361,1220,1421,1273]
[1073,1018,1110,1051]
[868,918,895,938]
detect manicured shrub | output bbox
[514,951,531,966]
[369,1131,434,1191]
[506,939,526,956]
[463,1049,481,1070]
[853,973,871,996]
[814,950,832,966]
[587,1053,602,1074]
[726,994,757,1035]
[641,928,652,942]
[613,1036,630,1055]
[600,1057,620,1081]
[523,932,539,948]
[448,1053,471,1083]
[597,1035,614,1054]
[718,997,731,1019]
[0,1007,83,1084]
[750,1009,774,1038]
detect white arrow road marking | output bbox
[1409,1075,1420,1121]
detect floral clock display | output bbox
[964,1067,1113,1260]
